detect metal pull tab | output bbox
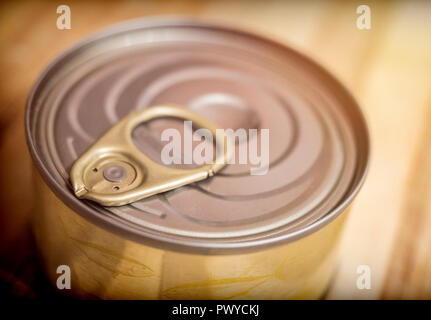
[70,105,233,206]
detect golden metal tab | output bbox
[70,105,233,206]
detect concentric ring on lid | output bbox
[25,18,369,253]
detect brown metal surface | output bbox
[25,18,369,253]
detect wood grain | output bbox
[1,0,430,299]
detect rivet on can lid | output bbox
[103,165,127,182]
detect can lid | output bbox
[26,18,369,253]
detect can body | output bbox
[34,172,348,299]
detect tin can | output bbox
[25,18,369,299]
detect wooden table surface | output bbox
[1,0,431,299]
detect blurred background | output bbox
[1,0,431,299]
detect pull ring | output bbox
[70,105,233,206]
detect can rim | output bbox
[25,16,370,255]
